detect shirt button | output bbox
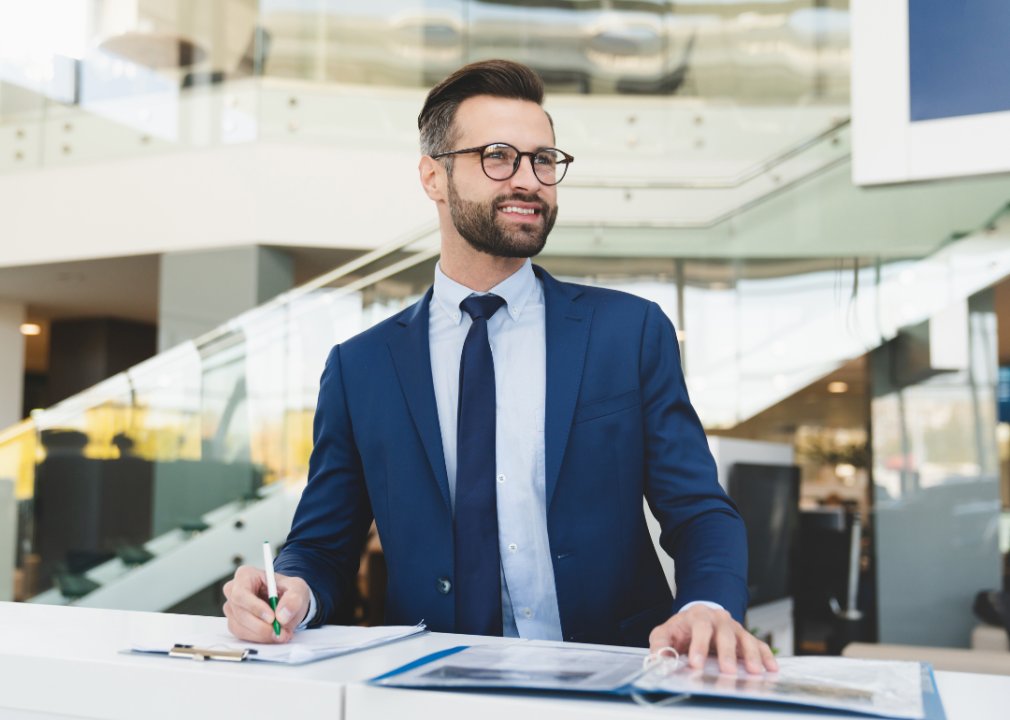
[523,607,533,618]
[497,474,505,484]
[453,312,459,320]
[508,543,517,553]
[512,307,519,315]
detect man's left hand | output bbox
[649,604,778,675]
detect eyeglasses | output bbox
[430,143,574,186]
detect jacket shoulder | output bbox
[566,280,655,318]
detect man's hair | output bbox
[418,59,552,166]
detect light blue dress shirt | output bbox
[428,258,562,640]
[298,260,719,633]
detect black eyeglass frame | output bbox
[430,143,575,186]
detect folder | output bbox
[370,643,947,720]
[130,623,426,665]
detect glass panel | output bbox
[256,1,851,104]
[870,291,1003,647]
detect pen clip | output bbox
[169,644,251,662]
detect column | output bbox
[0,301,25,432]
[0,302,24,602]
[158,245,293,352]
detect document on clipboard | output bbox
[131,623,426,665]
[371,644,947,720]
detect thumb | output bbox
[274,578,309,630]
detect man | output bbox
[224,59,777,675]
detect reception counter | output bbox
[1,603,1007,720]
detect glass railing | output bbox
[6,192,1010,607]
[0,72,851,236]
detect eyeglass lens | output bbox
[481,144,568,185]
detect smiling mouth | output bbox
[497,205,541,220]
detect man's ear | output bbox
[418,156,444,202]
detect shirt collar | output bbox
[433,258,536,326]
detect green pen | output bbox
[262,541,281,636]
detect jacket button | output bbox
[437,578,452,595]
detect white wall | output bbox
[0,302,25,432]
[0,143,436,269]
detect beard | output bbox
[446,176,558,259]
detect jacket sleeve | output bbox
[273,344,374,625]
[639,301,750,622]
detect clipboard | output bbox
[168,645,255,662]
[130,623,427,665]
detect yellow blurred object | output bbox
[0,420,38,500]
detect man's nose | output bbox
[509,155,543,192]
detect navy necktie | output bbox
[455,294,507,636]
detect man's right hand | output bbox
[223,565,311,643]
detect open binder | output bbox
[371,643,947,720]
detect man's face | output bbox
[442,95,559,259]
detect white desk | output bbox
[2,603,1008,720]
[0,602,508,720]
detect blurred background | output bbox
[1,0,1009,669]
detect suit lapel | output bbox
[536,266,593,511]
[387,288,452,514]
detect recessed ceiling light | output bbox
[20,323,41,336]
[827,381,848,393]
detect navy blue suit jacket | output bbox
[274,265,749,646]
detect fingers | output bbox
[649,615,691,654]
[653,606,777,676]
[222,565,291,644]
[714,622,738,674]
[274,574,310,632]
[687,617,713,669]
[224,595,293,643]
[758,639,779,673]
[736,627,764,675]
[648,622,672,654]
[228,567,275,622]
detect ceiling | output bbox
[0,245,365,326]
[0,255,161,323]
[711,356,869,443]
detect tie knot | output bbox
[460,294,507,321]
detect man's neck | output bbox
[439,238,528,293]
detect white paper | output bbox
[374,644,645,692]
[132,623,425,665]
[633,656,926,720]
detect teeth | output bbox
[501,206,536,215]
